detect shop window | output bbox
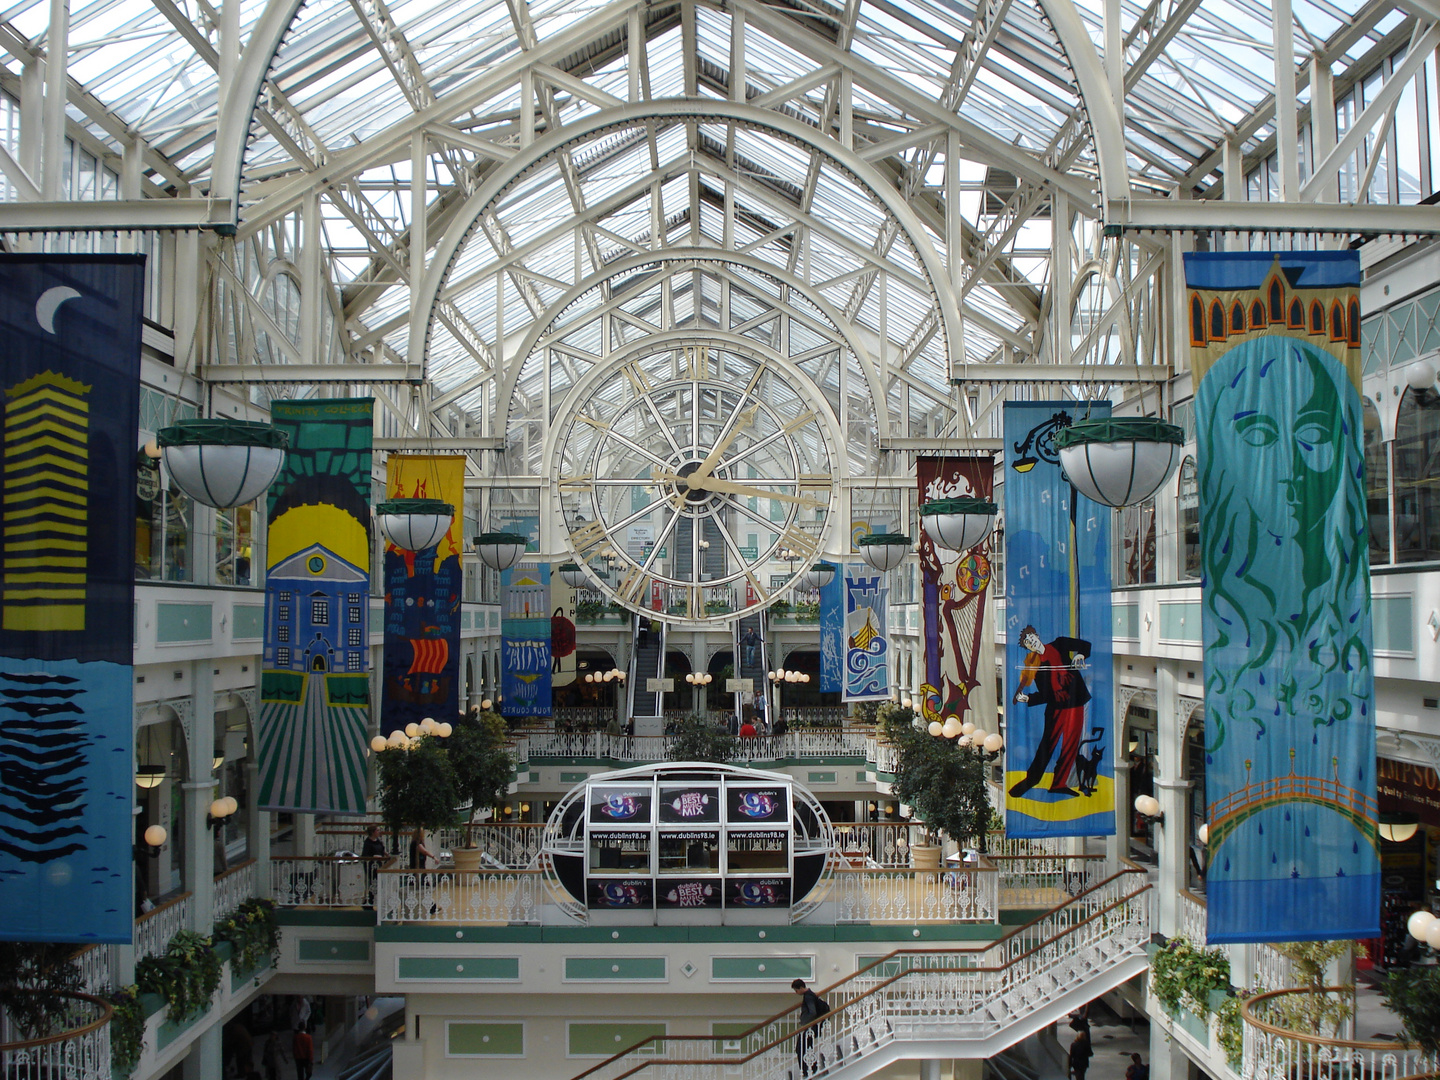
[1116,499,1156,585]
[135,469,193,582]
[1395,386,1440,562]
[216,502,256,586]
[1177,457,1199,579]
[1364,396,1391,565]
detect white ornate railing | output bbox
[991,855,1107,908]
[833,823,914,867]
[377,868,543,924]
[71,945,115,997]
[133,892,192,963]
[0,992,111,1080]
[569,863,1151,1080]
[1253,943,1298,993]
[524,731,870,763]
[448,824,546,868]
[1243,987,1436,1080]
[214,859,258,920]
[826,865,997,923]
[270,856,393,907]
[1178,888,1208,945]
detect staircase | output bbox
[570,862,1152,1080]
[628,616,666,731]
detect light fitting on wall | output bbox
[1133,794,1164,824]
[1380,812,1420,843]
[207,796,238,829]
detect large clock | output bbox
[549,343,837,624]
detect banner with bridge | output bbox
[257,398,374,814]
[0,255,143,941]
[1187,251,1378,943]
[1002,401,1114,839]
[381,455,464,734]
[918,457,996,734]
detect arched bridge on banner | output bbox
[1207,751,1379,850]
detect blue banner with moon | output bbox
[0,255,143,941]
[501,563,552,717]
[818,560,842,693]
[842,568,890,702]
[1002,401,1114,839]
[1186,251,1378,943]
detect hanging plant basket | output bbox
[558,562,589,589]
[376,498,454,552]
[801,562,835,590]
[157,419,289,509]
[920,496,998,553]
[856,533,912,572]
[473,531,529,571]
[1053,417,1185,508]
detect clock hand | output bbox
[658,472,825,509]
[689,405,759,485]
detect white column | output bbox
[1272,0,1299,201]
[248,759,270,898]
[1149,1029,1190,1080]
[921,1060,943,1080]
[182,1026,223,1080]
[184,663,217,930]
[42,0,66,200]
[1154,660,1189,938]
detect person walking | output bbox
[261,1030,283,1080]
[291,1024,314,1080]
[408,827,435,870]
[791,979,829,1077]
[1068,1027,1093,1080]
[1126,1053,1149,1080]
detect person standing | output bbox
[291,1024,314,1080]
[791,979,829,1077]
[1068,1027,1093,1080]
[361,825,387,907]
[409,827,435,870]
[1126,1053,1148,1080]
[261,1030,283,1080]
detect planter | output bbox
[452,848,485,872]
[920,497,998,553]
[1053,417,1184,507]
[377,498,454,552]
[910,844,943,870]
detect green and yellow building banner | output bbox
[0,255,143,942]
[1186,252,1378,943]
[256,398,374,813]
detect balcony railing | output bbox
[823,862,998,923]
[71,945,115,998]
[376,868,543,924]
[1176,888,1296,992]
[989,854,1107,908]
[134,891,192,963]
[0,991,111,1080]
[1243,987,1437,1080]
[524,730,869,763]
[214,858,258,921]
[269,856,393,908]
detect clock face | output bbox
[551,345,836,623]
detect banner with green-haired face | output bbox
[1186,252,1378,944]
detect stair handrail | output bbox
[569,859,1151,1080]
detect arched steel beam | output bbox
[410,100,961,413]
[493,248,887,441]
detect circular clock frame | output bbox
[545,338,840,625]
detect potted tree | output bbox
[883,703,991,870]
[376,734,461,868]
[445,708,517,871]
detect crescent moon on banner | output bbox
[36,286,81,334]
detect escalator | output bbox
[628,616,666,735]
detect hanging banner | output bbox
[0,255,142,942]
[1186,251,1377,943]
[382,456,465,731]
[818,560,842,693]
[256,398,374,813]
[551,568,577,689]
[501,563,552,717]
[917,458,996,732]
[1002,402,1114,838]
[843,568,890,702]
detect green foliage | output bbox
[875,701,916,740]
[575,599,623,621]
[1215,991,1249,1068]
[1266,941,1355,1036]
[1150,936,1230,1021]
[136,930,222,1023]
[108,986,147,1076]
[887,711,990,848]
[0,942,81,1038]
[376,734,461,836]
[666,716,737,763]
[446,713,516,828]
[1384,965,1440,1056]
[212,899,280,974]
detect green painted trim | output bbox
[231,956,271,991]
[558,771,589,783]
[396,956,520,981]
[855,770,868,782]
[374,923,1002,944]
[807,771,838,783]
[155,602,213,643]
[564,957,667,981]
[277,909,376,927]
[375,926,543,943]
[568,1022,667,1058]
[711,956,813,981]
[448,1022,524,1057]
[156,1005,207,1051]
[232,604,264,640]
[297,939,370,963]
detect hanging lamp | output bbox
[157,418,289,509]
[856,533,911,572]
[377,498,454,552]
[473,531,529,571]
[558,562,589,589]
[801,563,835,590]
[919,497,998,553]
[1053,417,1185,508]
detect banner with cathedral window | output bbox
[381,456,465,734]
[1186,251,1378,943]
[1002,401,1114,839]
[0,255,143,941]
[917,457,995,734]
[256,399,374,813]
